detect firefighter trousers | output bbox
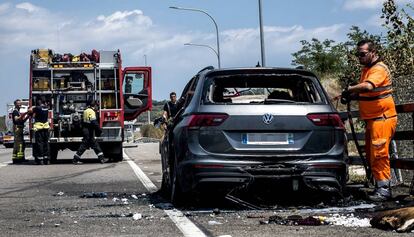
[75,126,103,157]
[12,125,25,161]
[365,116,397,184]
[34,129,49,159]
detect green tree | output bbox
[381,0,414,77]
[291,38,346,78]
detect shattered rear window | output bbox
[203,73,326,105]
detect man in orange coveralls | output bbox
[341,39,397,201]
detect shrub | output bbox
[140,124,164,139]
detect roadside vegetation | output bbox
[0,116,5,131]
[291,0,414,96]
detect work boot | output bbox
[72,155,82,165]
[43,157,49,165]
[368,187,392,202]
[98,155,107,164]
[35,157,42,165]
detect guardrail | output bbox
[339,102,414,193]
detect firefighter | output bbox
[31,98,50,165]
[341,39,397,201]
[73,100,105,164]
[11,99,30,163]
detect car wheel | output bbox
[170,159,186,206]
[160,141,171,197]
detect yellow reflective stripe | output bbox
[33,122,50,130]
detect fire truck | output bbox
[30,49,152,162]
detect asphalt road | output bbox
[0,143,412,237]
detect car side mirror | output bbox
[126,97,143,108]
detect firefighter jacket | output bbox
[83,108,96,123]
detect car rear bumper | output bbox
[178,158,347,194]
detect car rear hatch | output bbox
[188,68,344,157]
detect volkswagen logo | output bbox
[262,113,274,124]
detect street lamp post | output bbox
[184,43,219,68]
[258,0,266,67]
[169,6,221,68]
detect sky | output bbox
[0,0,410,115]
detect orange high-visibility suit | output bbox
[358,61,397,186]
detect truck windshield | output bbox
[123,72,144,94]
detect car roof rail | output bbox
[197,66,214,75]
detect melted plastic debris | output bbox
[324,213,371,227]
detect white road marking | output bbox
[123,149,207,237]
[0,161,11,167]
[123,150,158,192]
[0,155,33,168]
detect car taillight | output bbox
[307,113,345,129]
[187,114,228,130]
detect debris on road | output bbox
[298,203,376,214]
[225,194,261,210]
[54,191,64,196]
[81,192,108,198]
[132,213,142,220]
[261,215,324,226]
[370,206,414,232]
[324,214,371,227]
[121,198,129,205]
[208,220,223,225]
[260,213,371,227]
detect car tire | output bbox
[102,142,123,162]
[170,159,186,206]
[4,143,13,148]
[160,145,172,197]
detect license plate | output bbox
[242,133,293,145]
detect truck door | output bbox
[122,67,152,121]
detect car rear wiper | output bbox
[264,99,296,104]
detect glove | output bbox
[340,90,351,105]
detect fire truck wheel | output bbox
[49,145,58,163]
[102,142,123,162]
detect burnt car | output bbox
[160,67,348,204]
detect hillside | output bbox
[135,99,167,124]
